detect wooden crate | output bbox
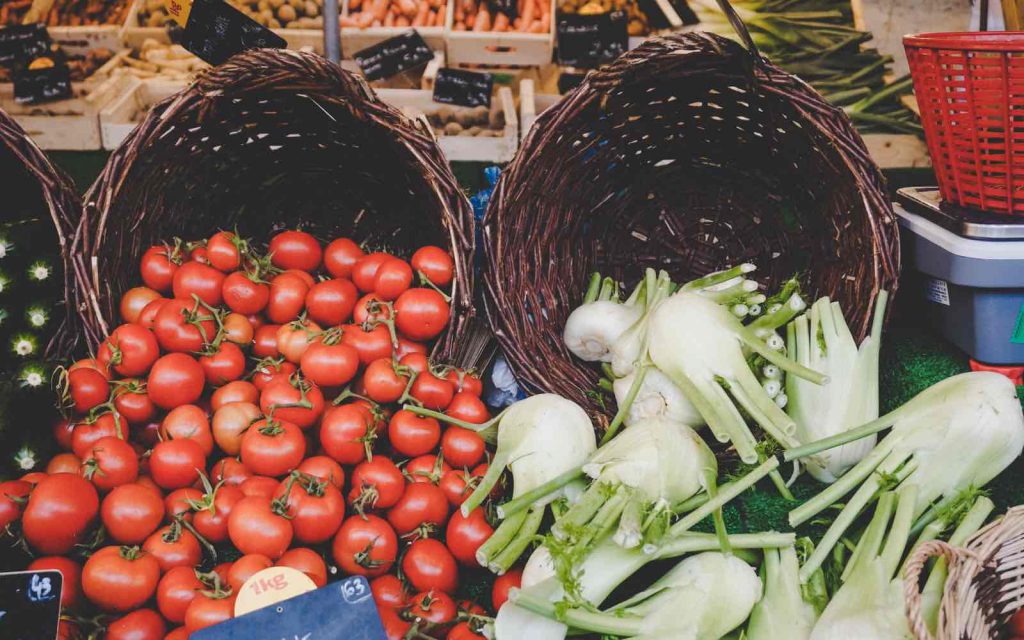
[862,133,931,169]
[517,78,557,140]
[341,0,447,57]
[444,0,554,66]
[0,80,114,151]
[99,77,186,150]
[48,25,123,55]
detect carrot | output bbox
[473,7,490,30]
[437,8,447,24]
[455,20,465,29]
[455,4,464,20]
[517,0,534,31]
[462,0,475,13]
[357,9,376,26]
[350,0,362,9]
[397,0,418,17]
[340,15,359,26]
[465,13,474,27]
[537,0,549,15]
[396,14,411,25]
[413,0,429,24]
[493,12,509,30]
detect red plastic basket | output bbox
[905,32,1024,215]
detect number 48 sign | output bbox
[0,570,63,640]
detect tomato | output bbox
[106,607,166,640]
[72,412,128,459]
[240,418,306,477]
[348,456,405,512]
[0,479,30,529]
[362,359,409,404]
[353,293,392,324]
[387,482,449,537]
[82,545,160,612]
[211,380,259,410]
[253,324,281,358]
[439,468,478,507]
[340,324,394,365]
[491,569,522,611]
[277,476,345,544]
[143,523,202,571]
[192,484,244,544]
[47,452,81,474]
[23,473,98,554]
[240,475,279,499]
[276,319,321,364]
[99,324,160,378]
[411,246,454,288]
[67,366,109,414]
[297,456,345,490]
[54,418,75,451]
[332,514,398,577]
[374,258,414,301]
[389,410,440,457]
[259,376,325,430]
[1012,610,1024,635]
[395,337,428,360]
[408,590,457,628]
[447,391,489,422]
[197,342,246,386]
[324,238,364,279]
[19,472,47,485]
[400,353,429,374]
[222,312,255,345]
[112,381,156,424]
[395,289,450,342]
[135,475,163,497]
[69,357,111,379]
[207,231,244,272]
[267,272,310,324]
[446,508,493,567]
[148,353,205,409]
[211,457,251,486]
[220,272,267,317]
[370,574,408,610]
[140,245,182,293]
[173,260,225,307]
[149,439,206,490]
[136,298,167,330]
[165,627,189,640]
[277,548,328,587]
[212,401,260,455]
[268,230,321,271]
[305,278,358,326]
[28,556,81,609]
[447,621,486,640]
[410,371,454,411]
[227,553,273,592]
[157,566,203,624]
[379,606,412,640]
[445,369,483,397]
[121,286,163,324]
[352,252,392,293]
[164,487,202,522]
[102,483,165,544]
[152,299,214,354]
[227,496,293,559]
[441,426,486,469]
[81,436,139,491]
[402,539,458,594]
[251,358,295,390]
[300,340,359,388]
[158,407,212,457]
[184,591,236,631]
[320,404,374,465]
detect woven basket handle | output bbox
[713,0,766,66]
[903,540,966,640]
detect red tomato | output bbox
[394,288,450,342]
[82,545,161,612]
[140,245,182,293]
[402,539,459,594]
[160,404,214,455]
[72,412,128,459]
[190,245,209,263]
[379,606,412,640]
[223,312,254,345]
[332,514,398,577]
[199,341,247,386]
[212,401,261,456]
[266,272,310,324]
[388,410,440,457]
[251,357,295,390]
[147,353,205,410]
[211,380,259,410]
[164,487,202,522]
[320,404,374,465]
[157,566,203,624]
[370,574,408,609]
[69,357,111,379]
[400,353,429,374]
[276,548,328,587]
[363,358,409,404]
[405,454,450,485]
[296,456,345,490]
[138,298,168,330]
[227,496,293,559]
[81,436,139,491]
[227,554,273,592]
[253,324,281,358]
[269,230,322,272]
[351,252,393,293]
[446,508,493,567]
[411,246,454,288]
[447,621,487,640]
[153,299,216,354]
[323,238,364,279]
[120,286,162,324]
[387,482,449,537]
[445,369,483,397]
[408,590,457,628]
[276,319,321,364]
[207,231,244,272]
[240,475,279,499]
[409,370,454,411]
[395,337,428,360]
[53,418,75,451]
[300,340,359,388]
[28,556,81,609]
[439,468,478,507]
[305,278,358,326]
[102,483,165,544]
[348,456,405,512]
[149,439,206,490]
[67,366,109,414]
[1011,610,1024,635]
[192,484,244,544]
[211,457,252,486]
[172,261,225,307]
[143,523,202,571]
[258,376,325,430]
[184,591,236,631]
[277,476,345,544]
[374,258,414,301]
[112,381,156,425]
[441,426,486,469]
[491,569,522,611]
[48,452,81,474]
[99,324,160,378]
[22,473,99,554]
[240,418,306,477]
[445,392,489,424]
[106,608,166,640]
[353,293,391,324]
[0,479,30,529]
[165,627,189,640]
[340,324,394,365]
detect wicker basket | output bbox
[482,3,898,418]
[905,506,1024,640]
[77,48,475,360]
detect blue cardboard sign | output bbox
[0,570,63,640]
[192,576,387,640]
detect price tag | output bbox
[433,68,493,108]
[173,0,287,65]
[234,567,317,617]
[13,61,72,105]
[354,30,432,82]
[0,24,50,70]
[0,570,63,640]
[487,0,517,20]
[192,575,386,640]
[556,10,628,68]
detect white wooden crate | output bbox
[0,79,116,151]
[49,25,123,56]
[341,0,447,57]
[444,0,554,66]
[99,77,186,150]
[517,78,558,141]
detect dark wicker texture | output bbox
[1,107,81,359]
[77,48,475,360]
[483,19,899,419]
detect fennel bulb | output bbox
[564,300,642,363]
[786,293,887,483]
[613,368,702,427]
[746,545,819,640]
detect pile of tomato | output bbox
[0,229,523,640]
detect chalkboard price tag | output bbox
[433,68,493,108]
[556,10,628,68]
[0,570,63,640]
[14,62,72,105]
[192,576,386,640]
[487,0,517,20]
[0,24,51,70]
[354,30,432,82]
[178,0,287,65]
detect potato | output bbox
[268,17,282,26]
[277,4,297,21]
[443,122,464,136]
[489,107,505,129]
[289,0,305,10]
[435,106,454,124]
[305,1,320,15]
[463,126,481,136]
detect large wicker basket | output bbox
[905,506,1024,640]
[482,4,898,419]
[77,48,475,360]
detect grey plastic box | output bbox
[896,203,1024,365]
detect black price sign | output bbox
[354,30,432,82]
[433,68,493,108]
[191,576,386,640]
[556,10,628,68]
[487,0,517,20]
[179,0,287,65]
[14,63,72,105]
[0,570,63,640]
[0,24,50,70]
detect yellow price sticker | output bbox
[234,567,318,618]
[165,0,194,27]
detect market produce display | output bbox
[451,0,551,33]
[136,0,335,28]
[96,40,207,83]
[396,104,507,139]
[4,0,131,25]
[342,0,448,29]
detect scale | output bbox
[896,186,1024,240]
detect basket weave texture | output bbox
[483,25,899,419]
[905,505,1024,640]
[77,48,475,359]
